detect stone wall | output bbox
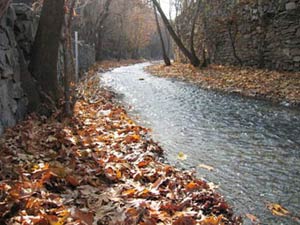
[0,4,38,135]
[176,0,300,71]
[0,3,98,135]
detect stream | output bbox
[101,62,300,224]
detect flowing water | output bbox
[101,63,300,224]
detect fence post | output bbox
[75,31,79,81]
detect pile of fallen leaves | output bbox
[0,62,241,225]
[147,63,300,106]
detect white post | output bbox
[75,31,79,81]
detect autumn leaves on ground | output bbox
[0,61,241,225]
[147,63,300,106]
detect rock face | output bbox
[0,4,37,135]
[175,0,300,71]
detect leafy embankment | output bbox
[0,62,241,225]
[147,63,300,106]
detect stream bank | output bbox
[146,62,300,107]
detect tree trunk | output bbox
[227,23,243,67]
[0,0,11,20]
[201,47,207,68]
[62,0,76,116]
[95,0,112,61]
[63,41,71,116]
[96,31,103,61]
[190,0,201,64]
[29,0,65,104]
[95,0,112,29]
[152,0,200,67]
[166,26,172,57]
[117,17,124,61]
[154,5,171,66]
[201,8,211,68]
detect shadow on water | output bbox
[101,63,300,225]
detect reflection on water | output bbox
[101,63,300,224]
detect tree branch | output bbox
[152,0,200,67]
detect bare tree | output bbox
[222,2,243,67]
[95,0,112,60]
[227,19,243,67]
[152,0,201,67]
[78,0,112,60]
[154,5,171,66]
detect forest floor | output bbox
[0,60,242,225]
[146,62,300,107]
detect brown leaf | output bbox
[126,207,139,217]
[200,215,225,225]
[267,203,290,217]
[246,213,260,224]
[124,134,140,143]
[71,208,94,225]
[66,175,80,187]
[116,170,122,179]
[138,160,150,168]
[122,189,137,197]
[173,216,196,225]
[185,181,199,192]
[137,189,150,198]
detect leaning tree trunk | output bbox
[152,0,200,67]
[29,0,65,105]
[0,0,11,20]
[154,5,171,66]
